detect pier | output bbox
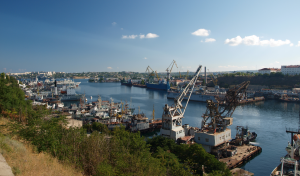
[219,145,262,169]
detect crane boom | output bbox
[145,66,155,82]
[173,65,202,116]
[155,71,160,79]
[160,65,202,140]
[210,74,218,86]
[201,81,250,132]
[166,60,178,81]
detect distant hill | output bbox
[217,75,300,89]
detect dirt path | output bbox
[0,153,14,176]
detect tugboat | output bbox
[230,126,257,146]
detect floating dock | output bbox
[219,145,262,169]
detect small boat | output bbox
[230,126,257,146]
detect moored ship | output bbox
[167,90,219,102]
[146,81,170,90]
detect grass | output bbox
[0,117,83,176]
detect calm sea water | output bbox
[75,79,300,176]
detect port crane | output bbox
[185,70,189,80]
[201,81,250,132]
[166,60,178,80]
[210,74,218,86]
[145,66,155,83]
[161,65,202,140]
[155,71,160,80]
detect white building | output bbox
[258,68,281,74]
[281,65,300,75]
[10,72,31,76]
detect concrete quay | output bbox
[0,153,14,176]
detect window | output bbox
[198,137,200,141]
[205,138,209,142]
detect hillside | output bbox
[216,75,300,89]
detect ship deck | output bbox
[219,144,262,169]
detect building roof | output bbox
[282,65,300,68]
[259,68,281,71]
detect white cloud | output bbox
[243,35,260,45]
[297,41,300,47]
[112,22,117,26]
[225,36,243,46]
[145,33,159,38]
[225,35,291,47]
[122,35,138,39]
[205,38,216,42]
[192,29,210,36]
[123,33,159,39]
[107,67,112,69]
[275,61,280,64]
[144,57,147,60]
[290,43,294,47]
[139,33,159,39]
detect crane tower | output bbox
[194,81,250,153]
[160,65,202,140]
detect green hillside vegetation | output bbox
[213,72,300,89]
[0,72,231,176]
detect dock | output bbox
[219,145,262,169]
[238,96,265,105]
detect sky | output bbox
[1,0,300,73]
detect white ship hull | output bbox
[167,91,219,102]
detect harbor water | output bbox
[75,79,300,176]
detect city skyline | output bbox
[1,1,300,73]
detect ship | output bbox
[56,78,81,87]
[132,83,147,88]
[146,79,170,90]
[121,79,133,86]
[229,126,257,146]
[271,134,300,176]
[60,94,82,101]
[167,90,219,102]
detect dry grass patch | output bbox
[0,117,83,176]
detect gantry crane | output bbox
[210,74,218,86]
[145,66,155,83]
[155,71,160,80]
[160,65,202,140]
[166,60,178,81]
[201,81,250,132]
[185,70,189,80]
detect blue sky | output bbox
[1,0,300,73]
